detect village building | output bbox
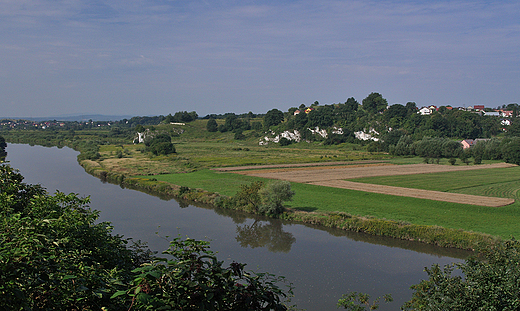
[461,139,475,149]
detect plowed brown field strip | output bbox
[229,162,516,207]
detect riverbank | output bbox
[80,159,503,251]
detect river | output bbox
[5,144,469,310]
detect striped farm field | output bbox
[351,166,520,200]
[234,162,516,207]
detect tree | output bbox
[393,135,414,156]
[383,104,407,121]
[149,141,176,155]
[405,102,417,115]
[345,97,359,112]
[134,124,145,133]
[258,181,295,216]
[145,133,176,155]
[171,111,198,123]
[501,137,520,165]
[362,92,388,115]
[206,118,218,132]
[264,109,285,127]
[307,106,334,129]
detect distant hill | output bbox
[2,114,135,122]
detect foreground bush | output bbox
[116,237,293,310]
[0,163,138,310]
[403,239,520,310]
[0,164,292,310]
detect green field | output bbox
[142,166,520,239]
[351,166,520,199]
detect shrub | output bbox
[258,181,295,216]
[117,237,293,310]
[206,118,218,132]
[0,164,144,310]
[403,240,520,310]
[233,181,264,212]
[279,137,292,146]
[149,141,176,155]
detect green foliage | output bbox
[362,92,388,115]
[306,106,334,129]
[279,137,292,146]
[501,137,520,165]
[215,181,294,217]
[412,137,462,161]
[233,181,264,212]
[324,132,352,145]
[144,133,176,155]
[0,135,6,160]
[165,111,198,123]
[0,163,143,310]
[120,236,293,310]
[337,292,393,310]
[75,140,102,161]
[206,118,218,132]
[393,135,414,156]
[149,141,176,155]
[264,109,285,128]
[258,181,295,216]
[234,130,246,140]
[404,240,520,310]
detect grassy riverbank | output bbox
[79,158,506,250]
[132,168,520,239]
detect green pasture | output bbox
[352,166,520,199]
[142,167,520,239]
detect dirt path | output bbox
[212,160,388,171]
[229,162,516,207]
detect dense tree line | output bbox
[273,93,507,143]
[164,111,198,123]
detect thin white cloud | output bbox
[1,0,519,116]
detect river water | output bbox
[5,144,469,310]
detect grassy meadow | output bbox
[140,166,520,240]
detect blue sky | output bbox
[1,0,519,118]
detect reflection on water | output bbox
[236,219,296,253]
[5,143,471,311]
[126,182,471,260]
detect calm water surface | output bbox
[5,144,469,311]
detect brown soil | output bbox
[229,162,516,207]
[212,160,389,171]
